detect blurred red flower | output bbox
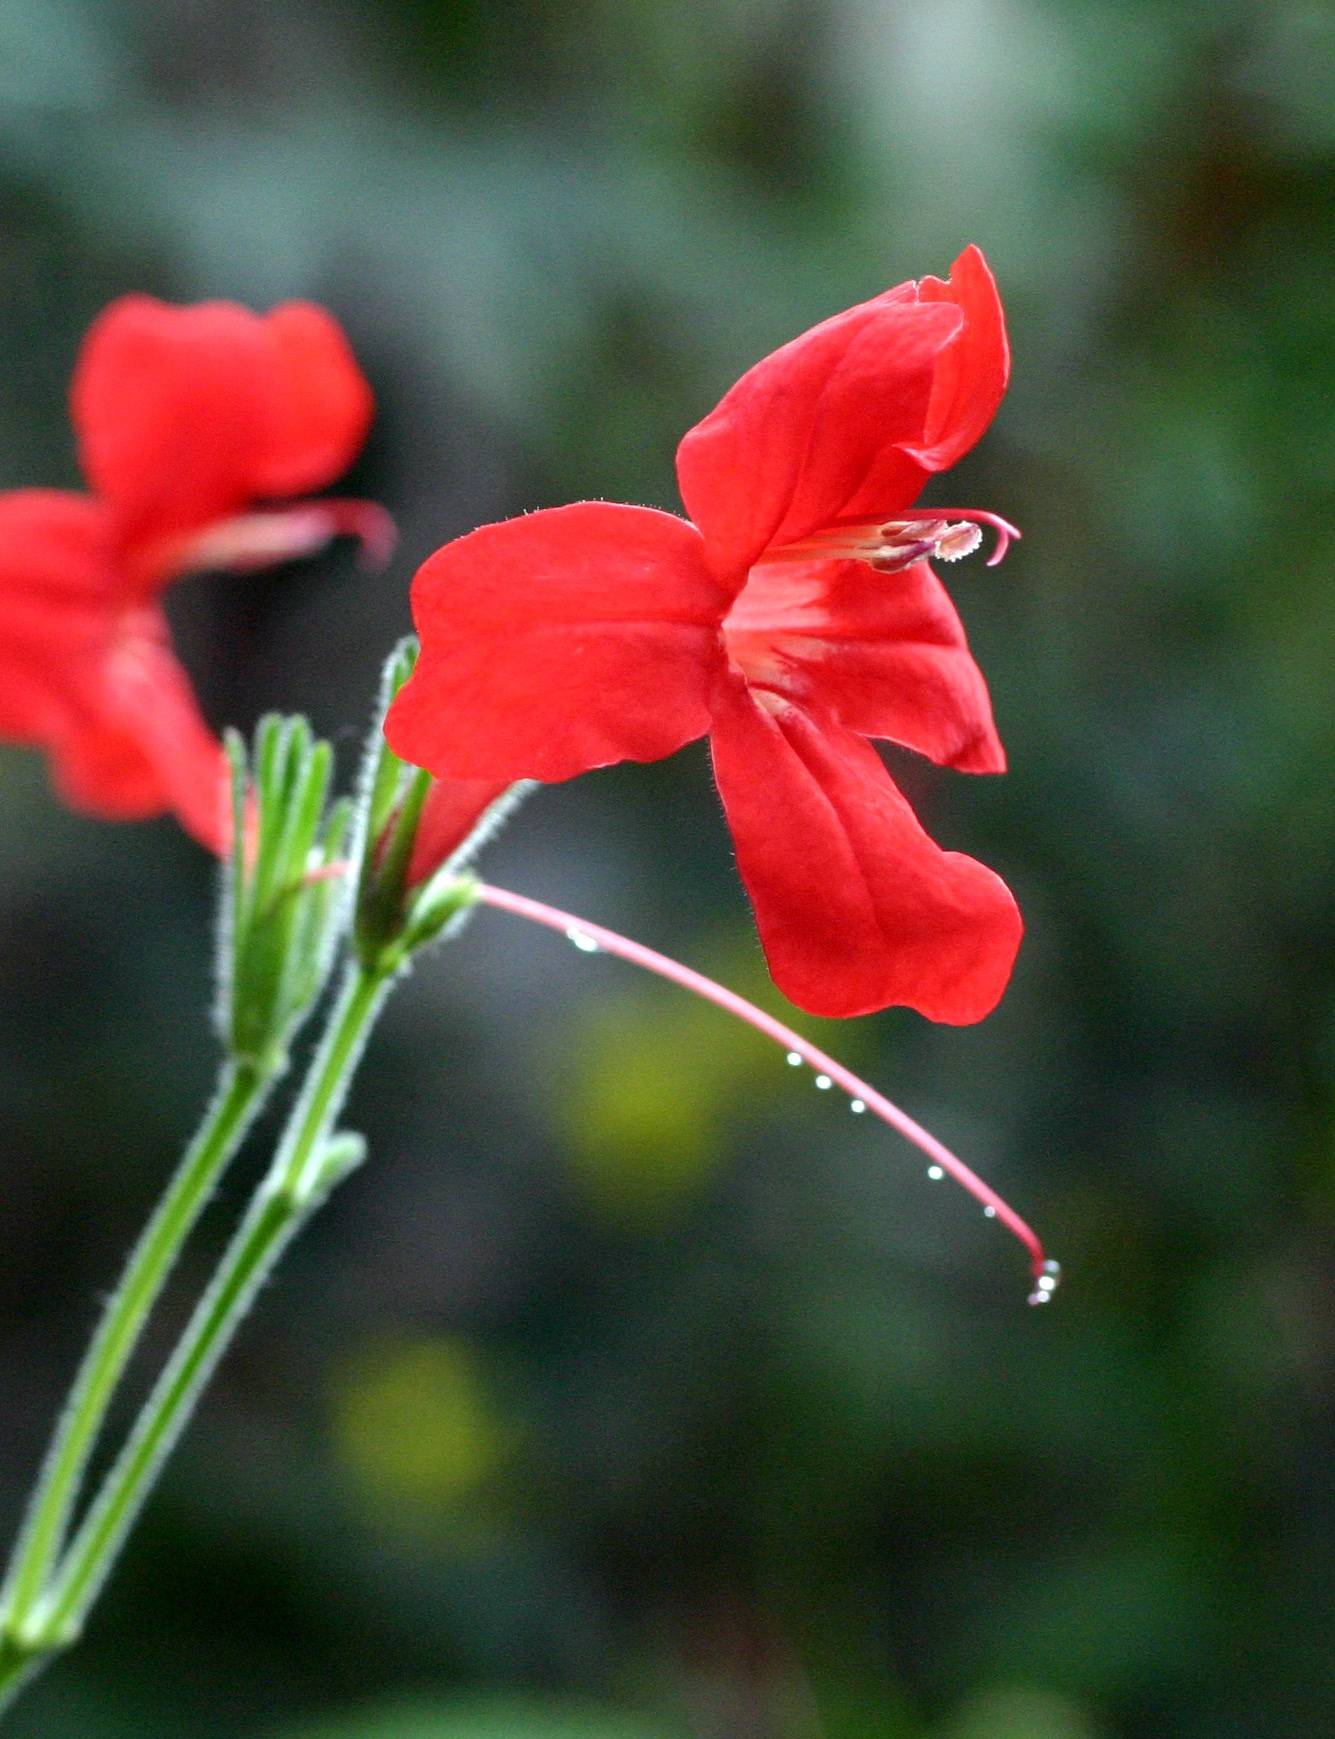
[387,246,1022,1021]
[0,298,385,849]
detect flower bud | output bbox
[351,640,531,972]
[220,716,352,1071]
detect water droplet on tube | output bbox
[565,926,600,953]
[1027,1258,1062,1306]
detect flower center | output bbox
[754,507,1020,574]
[721,508,1021,694]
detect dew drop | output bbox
[814,1073,833,1090]
[565,926,600,953]
[1027,1257,1062,1306]
[983,1205,997,1218]
[785,1050,803,1067]
[926,1165,944,1181]
[849,1098,866,1115]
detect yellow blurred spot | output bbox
[558,995,730,1225]
[329,1334,515,1537]
[555,928,862,1229]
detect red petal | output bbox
[675,288,962,582]
[386,503,728,783]
[0,492,227,848]
[73,298,266,556]
[247,303,375,499]
[0,488,118,612]
[0,490,120,742]
[708,678,1021,1021]
[51,620,230,852]
[724,558,1005,772]
[903,244,1010,472]
[71,297,371,581]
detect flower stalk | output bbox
[0,1060,269,1646]
[30,959,393,1658]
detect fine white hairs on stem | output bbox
[472,882,1056,1300]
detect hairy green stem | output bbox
[24,963,393,1676]
[0,1060,270,1642]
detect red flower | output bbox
[387,246,1022,1021]
[0,297,385,850]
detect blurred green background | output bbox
[0,1,1331,1735]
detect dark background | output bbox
[0,2,1331,1735]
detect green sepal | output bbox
[311,1130,368,1198]
[399,871,480,954]
[349,638,522,974]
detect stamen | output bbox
[755,508,1020,573]
[474,882,1054,1298]
[148,500,397,585]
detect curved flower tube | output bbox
[473,881,1058,1300]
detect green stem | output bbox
[0,1060,270,1639]
[30,963,393,1662]
[274,964,390,1201]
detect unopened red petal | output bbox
[708,678,1021,1021]
[408,776,517,886]
[387,503,728,784]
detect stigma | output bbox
[757,508,1021,574]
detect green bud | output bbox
[219,716,352,1071]
[350,639,506,974]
